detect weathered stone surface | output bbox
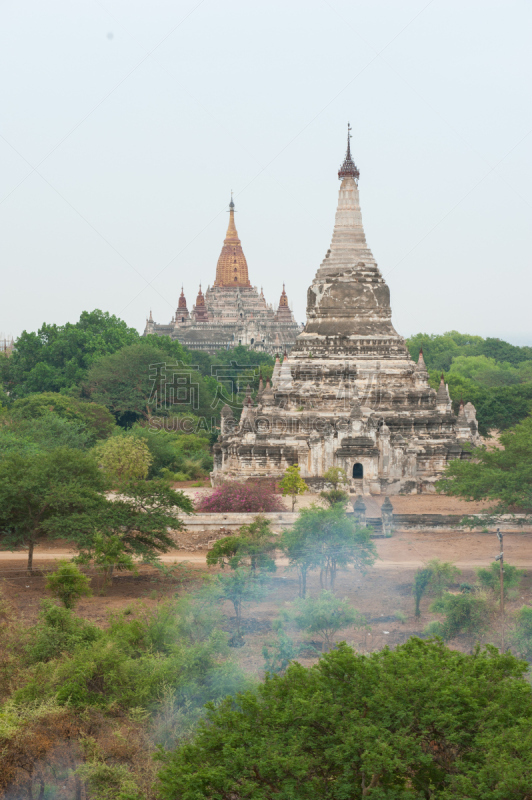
[212,135,479,494]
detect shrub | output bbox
[320,488,350,507]
[196,481,284,513]
[425,559,461,597]
[92,435,153,484]
[427,591,492,640]
[206,516,276,573]
[25,600,101,664]
[45,560,92,608]
[263,622,301,675]
[287,590,365,651]
[74,533,137,592]
[476,562,524,599]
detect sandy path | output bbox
[2,530,531,570]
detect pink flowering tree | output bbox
[196,481,284,513]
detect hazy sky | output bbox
[1,1,530,345]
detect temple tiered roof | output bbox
[214,195,251,288]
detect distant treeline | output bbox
[406,331,532,434]
[1,312,530,436]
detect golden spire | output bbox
[214,194,251,288]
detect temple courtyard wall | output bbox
[174,489,531,551]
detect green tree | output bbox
[206,516,277,573]
[413,566,433,617]
[279,465,308,511]
[86,343,217,426]
[287,590,365,651]
[424,558,460,597]
[208,568,268,643]
[157,639,532,799]
[0,414,93,456]
[0,449,105,572]
[476,562,524,599]
[92,434,153,485]
[45,560,92,608]
[427,591,492,641]
[10,392,115,440]
[67,481,194,582]
[437,413,532,514]
[75,533,137,591]
[128,424,212,480]
[281,505,376,596]
[6,310,140,396]
[320,467,349,507]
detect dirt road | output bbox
[2,530,531,570]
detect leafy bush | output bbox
[286,590,365,651]
[263,621,301,675]
[45,560,92,608]
[129,426,212,480]
[425,559,461,597]
[320,488,349,507]
[92,435,153,484]
[206,516,277,573]
[427,591,492,640]
[25,601,101,664]
[16,599,244,713]
[75,762,142,800]
[197,481,284,513]
[476,562,524,599]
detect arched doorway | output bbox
[352,463,363,479]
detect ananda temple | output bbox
[144,196,301,354]
[213,128,480,495]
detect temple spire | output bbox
[338,122,360,182]
[214,194,251,288]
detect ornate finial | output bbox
[338,122,360,182]
[229,190,235,210]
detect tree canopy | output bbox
[406,331,532,433]
[0,448,105,571]
[280,505,376,596]
[157,638,532,799]
[436,413,532,513]
[4,310,140,397]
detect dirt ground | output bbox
[2,529,531,674]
